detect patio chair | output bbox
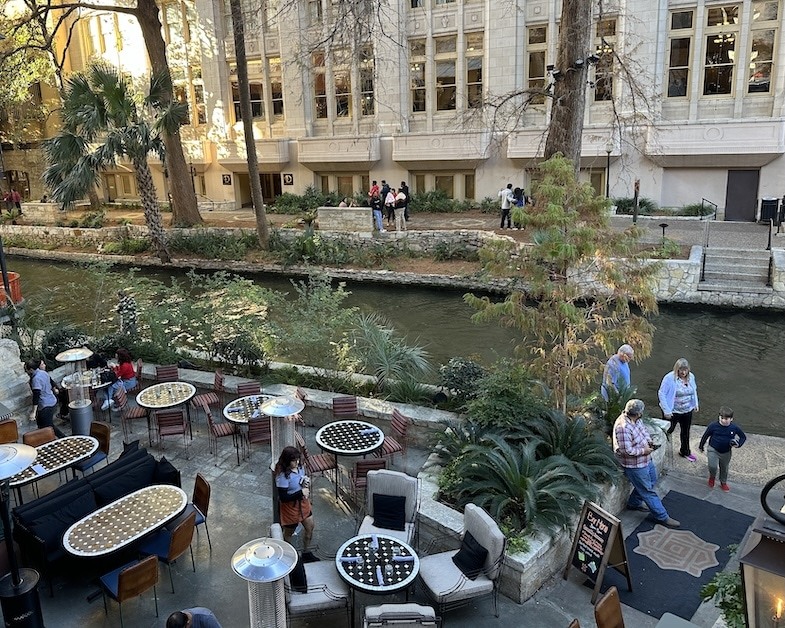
[294,431,337,479]
[594,586,625,628]
[155,364,179,383]
[363,604,439,627]
[568,620,581,628]
[247,415,272,452]
[166,472,212,551]
[113,386,150,443]
[138,511,196,594]
[236,381,261,397]
[358,469,419,546]
[99,555,159,628]
[190,370,225,422]
[126,359,143,395]
[22,427,56,447]
[332,395,358,419]
[418,503,506,619]
[155,409,190,457]
[375,409,410,465]
[0,419,18,444]
[349,459,387,505]
[73,421,111,476]
[206,403,237,465]
[270,523,350,625]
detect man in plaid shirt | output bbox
[613,399,680,528]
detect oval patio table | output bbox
[136,382,196,445]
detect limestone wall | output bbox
[317,207,374,236]
[0,339,31,413]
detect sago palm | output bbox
[43,64,184,263]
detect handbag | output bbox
[100,370,118,384]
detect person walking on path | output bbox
[400,181,410,221]
[394,187,407,231]
[498,183,514,229]
[25,358,66,438]
[613,399,680,528]
[384,186,396,227]
[275,446,316,552]
[658,357,699,461]
[167,607,222,628]
[699,406,746,492]
[601,344,634,401]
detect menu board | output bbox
[564,501,631,603]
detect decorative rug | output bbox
[600,491,753,620]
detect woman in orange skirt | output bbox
[274,446,315,550]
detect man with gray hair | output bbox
[601,343,634,401]
[613,399,680,528]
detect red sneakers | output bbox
[708,477,715,488]
[721,482,730,492]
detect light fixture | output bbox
[587,53,600,65]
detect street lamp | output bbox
[605,140,614,198]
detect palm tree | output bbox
[42,64,184,262]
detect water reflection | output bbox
[9,258,784,435]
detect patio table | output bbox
[223,394,275,464]
[316,420,385,496]
[136,382,196,444]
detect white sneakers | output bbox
[100,399,110,411]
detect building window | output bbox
[269,57,284,117]
[667,11,693,97]
[231,61,265,121]
[335,68,351,117]
[411,0,423,7]
[360,47,375,116]
[308,0,322,24]
[313,52,327,119]
[703,5,739,96]
[748,2,778,94]
[192,67,206,125]
[527,26,547,104]
[464,174,475,200]
[414,174,425,194]
[466,32,483,108]
[263,0,278,30]
[435,175,454,198]
[410,38,426,113]
[594,19,616,101]
[337,176,352,197]
[320,175,329,193]
[435,35,457,111]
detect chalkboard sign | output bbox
[563,501,632,603]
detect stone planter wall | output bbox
[317,207,374,235]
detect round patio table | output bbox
[315,420,384,496]
[223,394,275,463]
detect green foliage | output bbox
[76,210,106,228]
[438,357,487,401]
[479,196,498,214]
[612,197,658,215]
[467,155,659,412]
[588,382,638,434]
[103,238,150,255]
[212,335,269,377]
[271,226,352,266]
[409,190,474,213]
[386,375,433,404]
[701,566,745,628]
[465,365,550,430]
[647,238,682,260]
[433,241,479,262]
[268,186,343,213]
[1,208,22,225]
[679,202,715,217]
[1,235,58,250]
[167,230,259,260]
[500,521,532,555]
[39,324,91,367]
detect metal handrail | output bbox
[767,219,774,287]
[700,198,718,220]
[700,220,710,282]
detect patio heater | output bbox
[740,474,785,627]
[231,537,298,628]
[262,396,306,525]
[0,443,43,628]
[54,347,93,376]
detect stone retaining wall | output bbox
[317,207,374,235]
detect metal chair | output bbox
[332,395,358,419]
[568,620,581,628]
[126,359,143,395]
[155,409,190,458]
[190,370,225,423]
[358,469,419,546]
[205,403,237,465]
[594,586,625,628]
[22,427,56,447]
[0,419,18,444]
[418,504,507,620]
[247,415,272,452]
[99,555,159,628]
[363,604,440,627]
[113,386,150,443]
[73,421,111,476]
[236,381,261,397]
[376,409,410,465]
[349,459,387,505]
[166,473,212,551]
[294,432,337,479]
[155,364,179,383]
[138,511,196,594]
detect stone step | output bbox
[702,270,768,283]
[698,280,773,294]
[702,262,768,275]
[706,247,770,259]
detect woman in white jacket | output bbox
[658,358,699,461]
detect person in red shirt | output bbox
[101,348,138,410]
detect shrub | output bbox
[409,190,459,213]
[466,365,550,430]
[212,334,268,377]
[613,197,658,215]
[479,196,498,214]
[39,325,91,367]
[438,357,487,401]
[386,375,433,404]
[433,241,479,262]
[701,564,745,628]
[168,230,258,260]
[679,202,715,217]
[103,238,150,255]
[647,238,682,259]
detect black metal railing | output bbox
[700,219,710,282]
[767,219,774,287]
[700,198,718,220]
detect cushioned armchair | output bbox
[363,603,439,627]
[417,504,506,619]
[358,469,419,546]
[269,523,350,624]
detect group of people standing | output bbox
[605,345,746,529]
[497,182,530,229]
[369,179,409,232]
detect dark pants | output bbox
[37,404,66,438]
[500,208,511,228]
[667,411,693,456]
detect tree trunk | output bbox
[132,156,171,263]
[134,0,202,227]
[544,0,592,168]
[230,0,269,249]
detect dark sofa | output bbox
[12,445,180,593]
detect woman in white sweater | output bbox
[658,357,699,461]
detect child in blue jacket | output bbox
[698,406,746,492]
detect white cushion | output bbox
[364,603,437,627]
[366,470,419,523]
[464,504,505,581]
[418,551,493,604]
[358,516,415,545]
[288,561,349,615]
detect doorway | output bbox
[724,170,759,221]
[260,173,281,204]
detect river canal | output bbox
[9,257,785,437]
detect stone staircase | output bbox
[699,247,772,293]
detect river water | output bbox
[9,257,784,436]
